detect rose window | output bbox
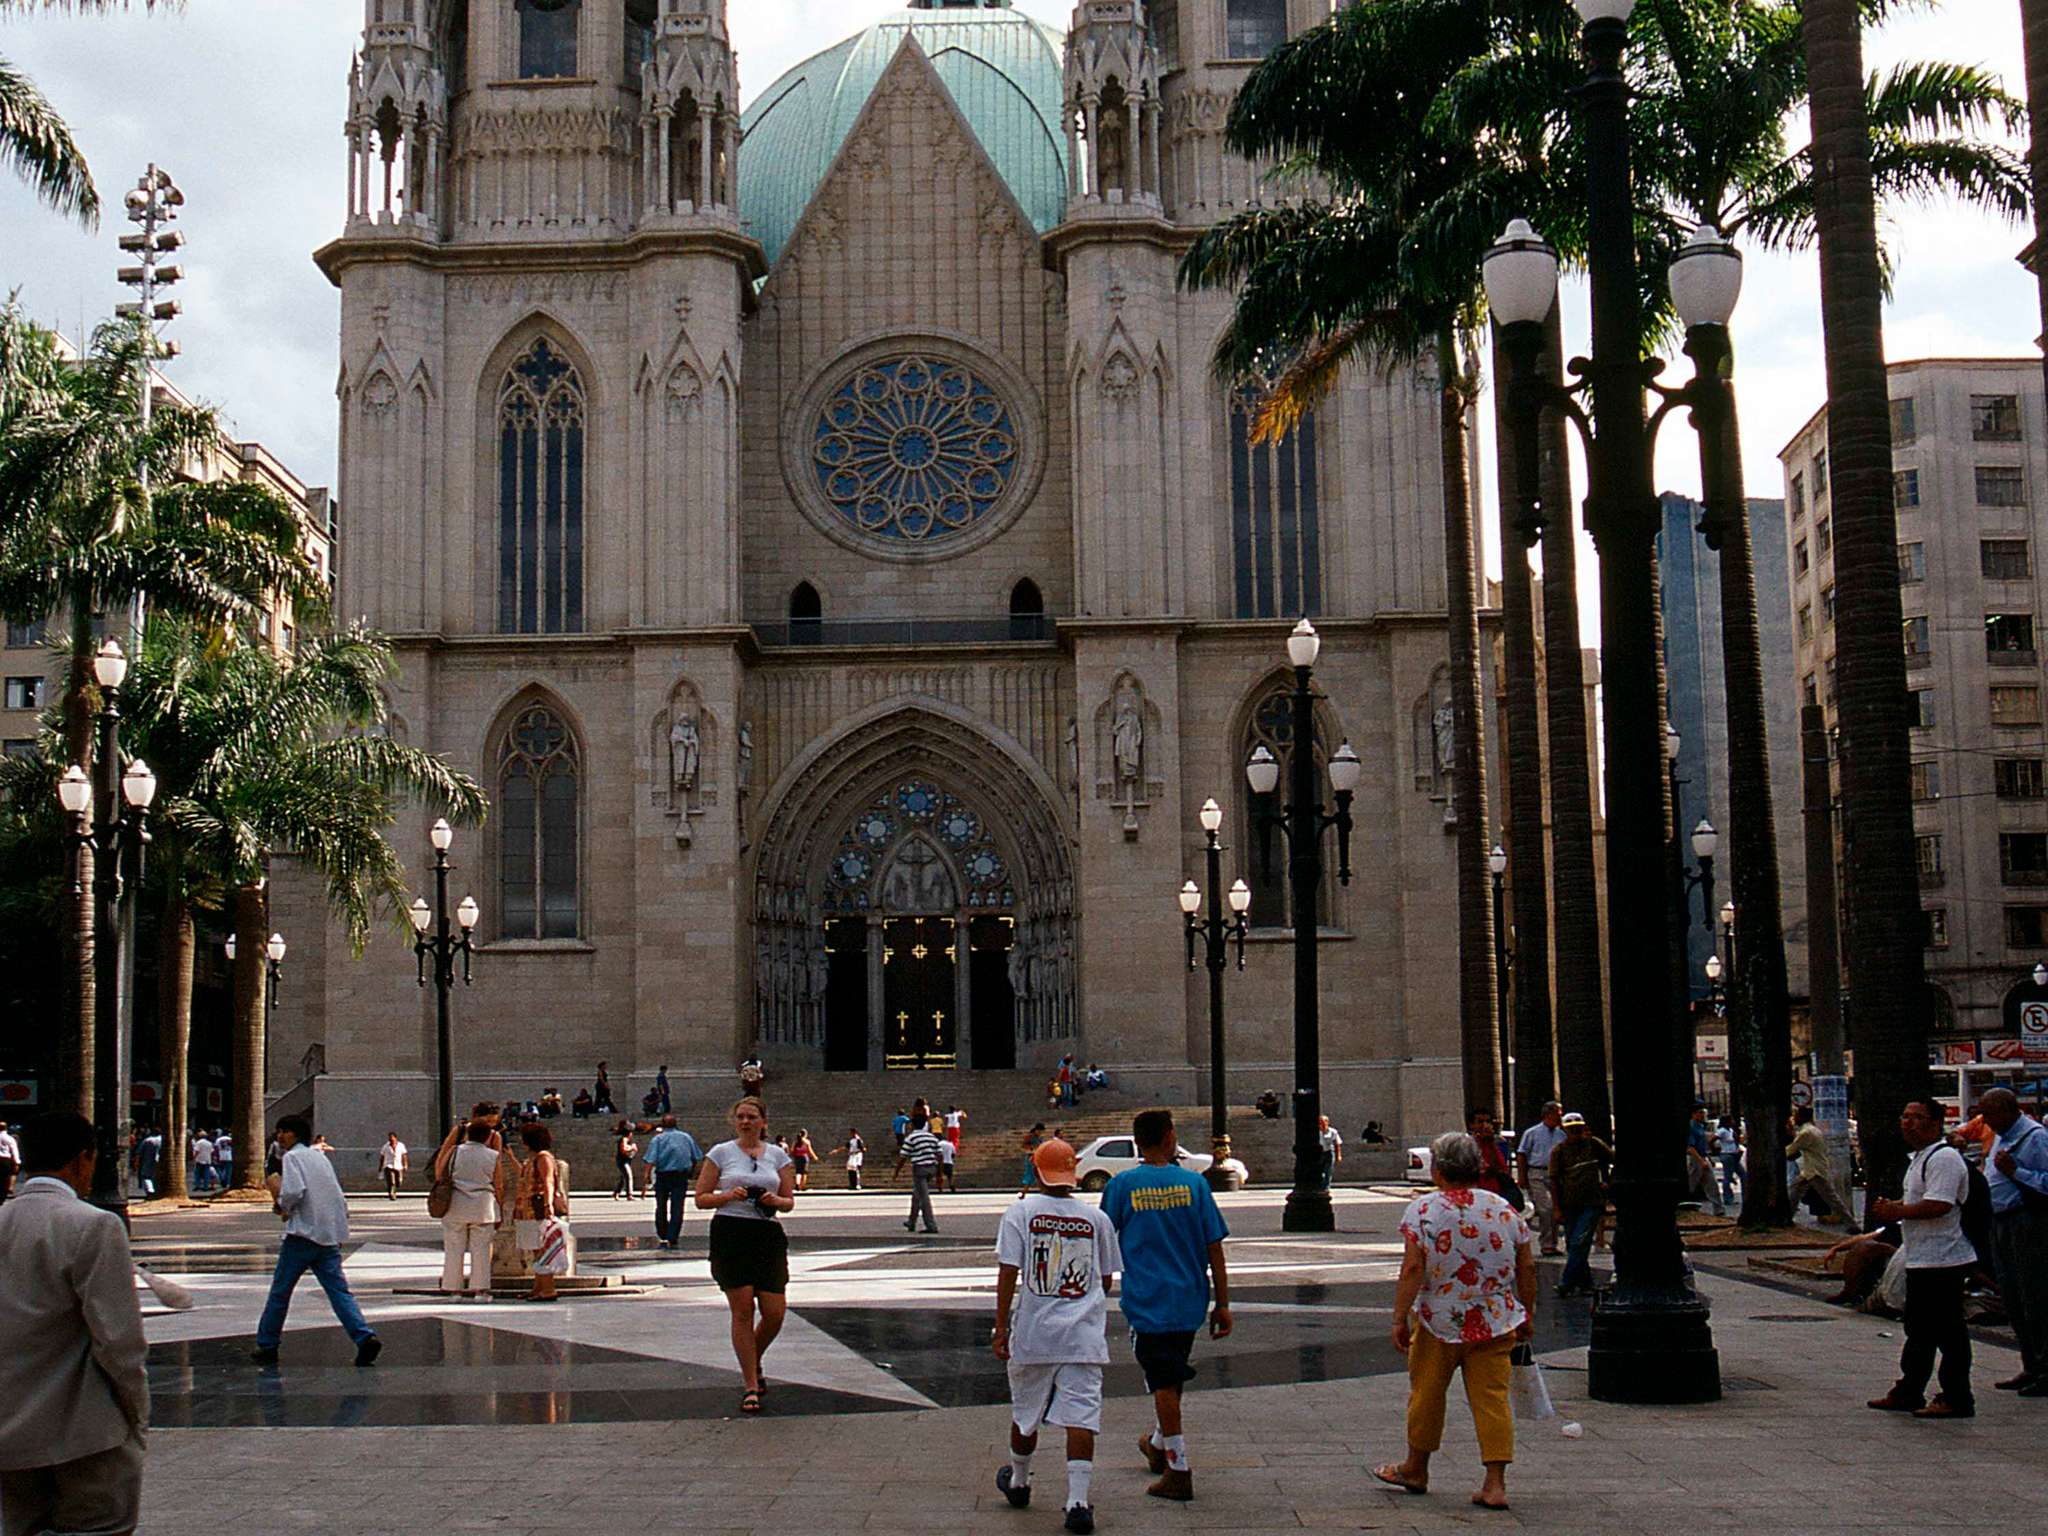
[811,356,1020,544]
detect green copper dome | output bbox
[740,3,1069,271]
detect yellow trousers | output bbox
[1405,1328,1515,1464]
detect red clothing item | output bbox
[1475,1137,1516,1201]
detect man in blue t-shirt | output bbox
[1100,1109,1232,1503]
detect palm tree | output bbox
[1182,0,1521,1113]
[2027,0,2048,409]
[124,620,486,1196]
[1800,0,1930,1202]
[0,0,182,223]
[0,304,323,1114]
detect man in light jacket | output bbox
[250,1115,381,1368]
[0,1112,149,1536]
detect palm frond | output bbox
[0,56,94,224]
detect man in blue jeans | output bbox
[1549,1112,1611,1297]
[250,1115,380,1367]
[643,1114,704,1251]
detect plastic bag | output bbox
[532,1217,573,1277]
[1510,1344,1556,1420]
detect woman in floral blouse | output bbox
[1374,1131,1537,1512]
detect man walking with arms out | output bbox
[379,1131,409,1200]
[1867,1098,1976,1418]
[1974,1087,2048,1395]
[1101,1110,1232,1502]
[251,1116,381,1368]
[0,1113,149,1536]
[992,1138,1122,1534]
[1515,1103,1565,1255]
[897,1117,945,1234]
[644,1114,704,1251]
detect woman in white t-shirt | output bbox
[694,1096,796,1413]
[440,1121,505,1296]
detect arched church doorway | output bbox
[753,703,1075,1073]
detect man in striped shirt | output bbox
[896,1123,945,1234]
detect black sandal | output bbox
[740,1389,763,1414]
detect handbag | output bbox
[428,1175,454,1219]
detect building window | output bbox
[1241,683,1330,926]
[1917,834,1944,883]
[1225,0,1287,57]
[2,676,43,711]
[1,738,34,761]
[1997,758,2045,800]
[1984,539,2031,581]
[1972,393,2022,442]
[2003,833,2048,884]
[1789,472,1805,520]
[789,581,822,644]
[4,618,45,649]
[1911,760,1940,801]
[1821,586,1836,627]
[1987,613,2036,660]
[1824,655,1837,701]
[1151,0,1180,70]
[1894,469,1920,508]
[1812,448,1828,497]
[1793,539,1809,576]
[1797,605,1812,643]
[497,700,579,940]
[1802,674,1818,708]
[2008,906,2048,948]
[1009,578,1045,641]
[1891,397,1916,445]
[625,0,655,83]
[1229,393,1321,620]
[1910,688,1934,728]
[1899,542,1926,584]
[1816,516,1831,555]
[1925,907,1948,947]
[497,338,586,635]
[1902,615,1931,660]
[1977,466,2026,506]
[1991,685,2042,726]
[516,0,579,79]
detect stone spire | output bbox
[346,0,447,232]
[639,0,741,225]
[1062,0,1164,214]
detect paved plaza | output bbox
[119,1183,2048,1534]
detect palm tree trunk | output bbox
[156,885,193,1201]
[2026,0,2048,409]
[229,880,268,1194]
[1440,327,1498,1114]
[1803,0,1928,1201]
[1489,325,1556,1127]
[1705,374,1794,1228]
[1536,308,1611,1139]
[60,606,96,1117]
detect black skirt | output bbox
[708,1214,789,1294]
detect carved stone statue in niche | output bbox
[736,720,755,845]
[653,680,716,845]
[1113,686,1144,789]
[1064,717,1081,814]
[1414,666,1459,829]
[880,834,957,914]
[1433,702,1456,781]
[669,713,701,794]
[1094,674,1162,840]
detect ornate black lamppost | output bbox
[1247,620,1362,1233]
[408,818,479,1138]
[226,931,288,1013]
[1489,844,1513,1120]
[1482,0,1739,1405]
[1181,797,1252,1191]
[57,640,157,1219]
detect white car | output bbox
[1075,1136,1214,1191]
[1405,1145,1433,1184]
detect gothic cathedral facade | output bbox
[288,0,1486,1143]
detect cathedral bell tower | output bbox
[637,0,739,225]
[347,3,447,233]
[1062,0,1164,214]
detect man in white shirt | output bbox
[190,1131,215,1193]
[0,1113,149,1536]
[991,1138,1122,1536]
[0,1120,19,1205]
[1866,1097,1976,1419]
[1514,1102,1567,1255]
[378,1132,409,1200]
[250,1115,381,1368]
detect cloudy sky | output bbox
[0,0,2033,588]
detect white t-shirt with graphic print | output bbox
[996,1192,1121,1365]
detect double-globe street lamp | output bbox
[408,818,479,1138]
[1180,798,1253,1191]
[1488,845,1514,1119]
[56,640,158,1218]
[226,931,289,1011]
[1666,727,1721,1000]
[1247,620,1362,1233]
[1483,0,1741,1405]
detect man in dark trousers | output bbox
[643,1114,704,1251]
[897,1119,945,1233]
[1867,1098,1976,1418]
[1977,1087,2048,1395]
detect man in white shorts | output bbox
[993,1138,1121,1535]
[938,1131,958,1192]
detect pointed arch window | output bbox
[1229,391,1321,620]
[790,581,822,645]
[498,338,586,635]
[516,0,580,79]
[498,701,580,940]
[1009,578,1045,641]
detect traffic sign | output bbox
[2021,1000,2048,1067]
[1790,1080,1814,1110]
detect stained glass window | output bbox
[811,356,1020,546]
[823,784,1012,912]
[1225,0,1286,58]
[499,701,580,939]
[1230,394,1321,620]
[498,338,585,635]
[516,0,579,79]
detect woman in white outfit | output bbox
[441,1120,505,1297]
